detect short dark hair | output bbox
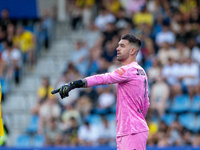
[121,34,141,52]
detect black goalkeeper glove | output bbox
[51,80,85,99]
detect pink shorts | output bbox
[116,131,149,150]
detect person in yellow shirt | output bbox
[133,6,154,27]
[31,76,54,115]
[106,0,122,15]
[13,25,35,70]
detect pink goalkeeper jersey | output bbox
[86,62,150,137]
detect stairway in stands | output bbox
[1,21,87,146]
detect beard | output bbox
[117,52,129,62]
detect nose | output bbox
[116,46,120,51]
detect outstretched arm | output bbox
[52,68,130,99]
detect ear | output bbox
[130,47,136,56]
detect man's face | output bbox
[116,39,131,62]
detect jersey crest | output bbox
[115,68,126,75]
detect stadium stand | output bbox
[1,0,200,149]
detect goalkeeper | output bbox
[52,34,150,150]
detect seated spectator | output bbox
[127,0,146,14]
[61,104,81,130]
[173,40,191,63]
[147,57,162,85]
[98,116,116,146]
[149,121,169,146]
[0,41,22,84]
[167,120,184,146]
[155,22,175,47]
[115,8,133,30]
[95,85,116,114]
[150,76,170,117]
[70,41,89,76]
[13,25,35,70]
[157,42,177,66]
[94,7,116,31]
[63,117,79,146]
[45,117,62,146]
[32,76,54,115]
[78,121,100,146]
[105,0,122,15]
[0,9,11,32]
[75,95,93,118]
[191,45,200,65]
[178,58,199,98]
[162,58,182,98]
[102,40,117,63]
[39,97,61,134]
[132,5,154,27]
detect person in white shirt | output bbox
[178,58,199,98]
[1,41,22,84]
[94,7,116,31]
[155,23,175,47]
[78,121,100,146]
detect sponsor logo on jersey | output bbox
[115,68,126,75]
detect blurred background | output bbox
[0,0,200,149]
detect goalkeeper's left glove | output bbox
[51,80,85,99]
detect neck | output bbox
[121,57,136,66]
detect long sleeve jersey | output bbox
[86,62,150,137]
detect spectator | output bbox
[0,9,11,32]
[95,85,116,114]
[132,5,154,27]
[155,22,175,47]
[157,42,176,66]
[45,117,62,146]
[162,58,182,98]
[0,41,22,84]
[70,41,89,76]
[61,104,81,130]
[13,25,35,70]
[173,40,191,63]
[78,121,100,146]
[94,7,116,31]
[63,117,79,146]
[147,57,162,85]
[32,76,54,115]
[178,58,199,98]
[127,0,146,14]
[75,95,93,118]
[150,76,170,117]
[98,116,116,146]
[167,120,184,146]
[39,97,61,134]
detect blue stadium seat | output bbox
[0,78,8,95]
[106,114,116,121]
[170,95,190,113]
[33,134,45,147]
[15,134,31,148]
[178,113,199,131]
[26,115,39,133]
[161,113,176,126]
[85,114,102,124]
[190,95,200,113]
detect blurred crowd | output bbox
[0,8,55,102]
[1,0,200,148]
[30,0,200,147]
